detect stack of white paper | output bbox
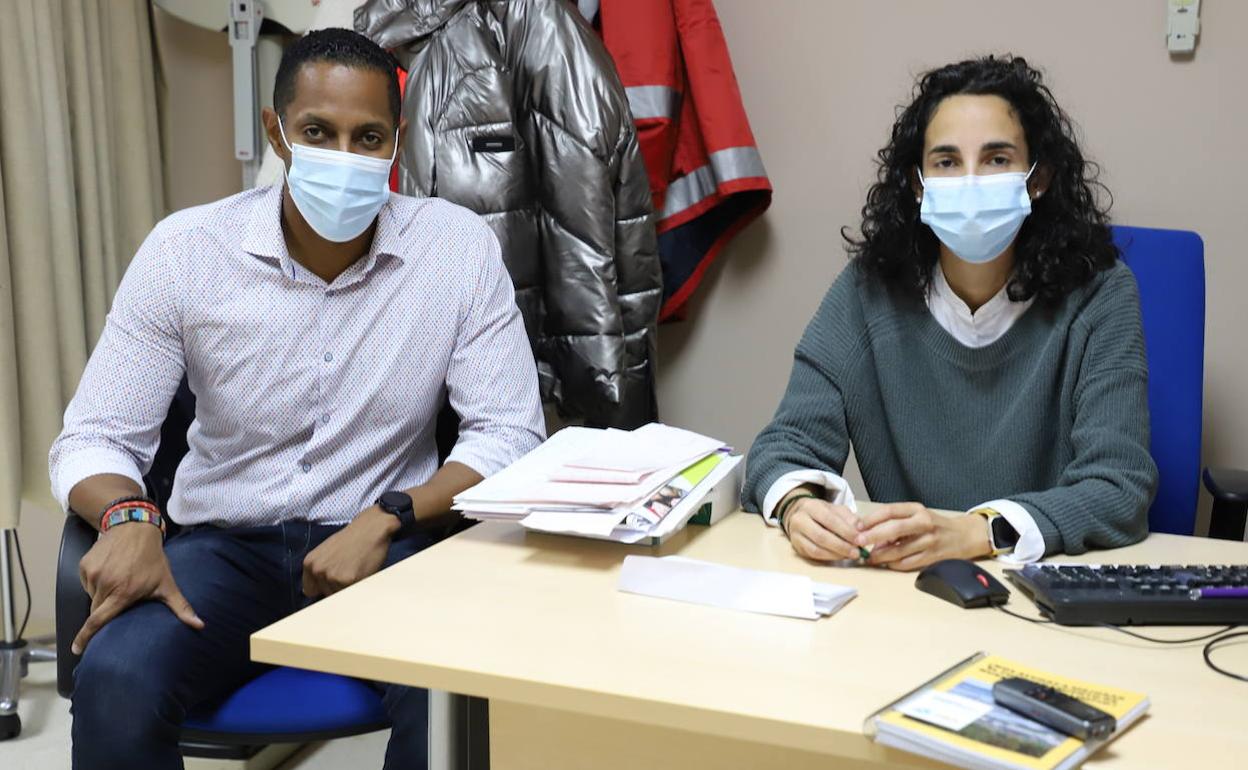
[617,556,857,620]
[453,424,740,543]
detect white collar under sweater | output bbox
[927,264,1035,348]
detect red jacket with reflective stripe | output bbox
[599,0,771,320]
[389,67,408,192]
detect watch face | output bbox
[379,490,413,512]
[991,516,1020,549]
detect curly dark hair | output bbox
[844,55,1117,306]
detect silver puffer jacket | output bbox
[356,0,661,428]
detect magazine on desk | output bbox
[864,653,1149,770]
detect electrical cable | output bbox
[993,603,1053,625]
[14,531,31,641]
[995,601,1245,682]
[1202,631,1248,682]
[1094,623,1237,644]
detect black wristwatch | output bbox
[972,508,1020,556]
[376,491,415,536]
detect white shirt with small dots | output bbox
[50,184,546,526]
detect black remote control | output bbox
[991,677,1116,740]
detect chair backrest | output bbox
[1113,225,1205,535]
[144,379,197,513]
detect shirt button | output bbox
[321,414,330,424]
[323,352,333,362]
[301,462,312,473]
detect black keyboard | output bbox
[1004,563,1248,626]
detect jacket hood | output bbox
[355,0,473,49]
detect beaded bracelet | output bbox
[775,492,818,535]
[98,496,158,525]
[100,500,166,538]
[98,494,155,518]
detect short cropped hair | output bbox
[272,27,401,126]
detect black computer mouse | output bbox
[915,559,1010,608]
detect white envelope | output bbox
[617,555,856,620]
[521,509,631,537]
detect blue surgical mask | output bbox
[279,119,397,242]
[918,163,1036,264]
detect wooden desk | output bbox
[251,506,1248,769]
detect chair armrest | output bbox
[56,515,95,698]
[1204,467,1248,541]
[1204,467,1248,502]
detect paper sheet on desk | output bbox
[454,427,690,508]
[617,555,857,620]
[563,424,725,475]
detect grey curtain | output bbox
[0,0,165,525]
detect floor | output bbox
[3,647,390,770]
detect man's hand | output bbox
[302,507,398,598]
[856,503,991,571]
[74,523,203,655]
[783,495,864,562]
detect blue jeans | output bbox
[70,521,435,769]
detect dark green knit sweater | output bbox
[743,261,1157,556]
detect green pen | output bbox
[851,506,869,560]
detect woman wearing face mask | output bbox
[742,55,1157,570]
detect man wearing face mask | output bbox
[49,28,544,769]
[742,55,1157,571]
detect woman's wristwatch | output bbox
[970,507,1019,556]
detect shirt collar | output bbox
[930,263,1026,320]
[928,263,1034,348]
[240,184,407,281]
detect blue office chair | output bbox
[55,520,391,761]
[1113,225,1248,539]
[54,379,466,761]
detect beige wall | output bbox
[16,1,1248,631]
[152,6,242,211]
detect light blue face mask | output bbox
[918,163,1037,264]
[279,119,397,243]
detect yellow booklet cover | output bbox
[866,653,1149,770]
